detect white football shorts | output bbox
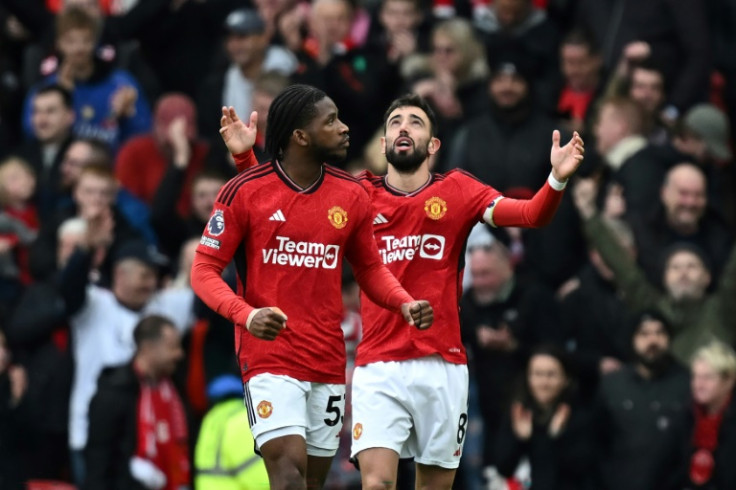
[350,355,469,468]
[244,373,345,457]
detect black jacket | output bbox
[495,402,597,490]
[595,361,691,490]
[84,363,145,490]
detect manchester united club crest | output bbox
[328,206,348,229]
[353,423,363,440]
[424,197,447,220]
[257,400,273,419]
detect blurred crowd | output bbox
[0,0,735,489]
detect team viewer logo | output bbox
[424,197,447,220]
[419,234,445,260]
[257,400,273,419]
[207,210,225,236]
[327,206,348,229]
[353,423,363,440]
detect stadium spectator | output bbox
[574,177,736,364]
[21,7,152,151]
[594,310,690,490]
[84,315,190,490]
[494,345,596,490]
[194,374,269,489]
[4,217,86,483]
[461,241,561,468]
[116,93,213,215]
[627,163,734,288]
[14,84,75,220]
[197,8,296,144]
[62,236,194,486]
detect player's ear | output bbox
[380,136,387,155]
[293,129,309,147]
[428,137,441,155]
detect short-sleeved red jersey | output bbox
[196,160,411,384]
[356,169,502,366]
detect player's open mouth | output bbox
[340,138,350,148]
[395,137,413,150]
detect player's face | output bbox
[382,106,438,173]
[304,97,350,165]
[691,359,734,407]
[527,354,567,407]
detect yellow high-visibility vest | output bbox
[194,398,269,489]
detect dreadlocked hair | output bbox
[265,84,327,160]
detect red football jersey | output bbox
[356,170,502,366]
[195,161,411,384]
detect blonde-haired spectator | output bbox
[670,341,736,489]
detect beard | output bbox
[386,142,428,174]
[635,346,671,374]
[314,145,347,166]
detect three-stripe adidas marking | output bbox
[373,213,388,225]
[269,210,286,222]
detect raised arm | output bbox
[487,131,585,228]
[219,106,260,172]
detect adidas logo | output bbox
[269,210,286,222]
[373,213,389,225]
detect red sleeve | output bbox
[233,149,259,173]
[345,192,414,310]
[191,252,255,325]
[492,181,564,227]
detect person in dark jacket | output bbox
[494,345,597,490]
[669,341,736,490]
[461,241,561,468]
[84,314,189,490]
[3,216,84,483]
[595,310,690,490]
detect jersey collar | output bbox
[382,173,435,197]
[272,159,325,194]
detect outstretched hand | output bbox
[550,130,585,182]
[219,106,258,155]
[401,300,433,330]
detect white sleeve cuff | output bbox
[547,172,568,191]
[482,196,505,228]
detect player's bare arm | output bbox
[219,106,258,155]
[401,300,433,330]
[550,130,585,182]
[247,307,288,341]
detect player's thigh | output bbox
[244,374,309,445]
[410,359,469,469]
[306,455,334,490]
[415,463,456,490]
[305,382,345,457]
[350,362,413,459]
[357,447,401,490]
[260,434,308,487]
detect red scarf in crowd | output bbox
[690,397,731,485]
[136,376,190,490]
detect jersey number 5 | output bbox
[324,394,346,427]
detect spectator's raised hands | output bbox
[550,130,584,182]
[572,177,599,220]
[111,86,138,119]
[219,106,258,155]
